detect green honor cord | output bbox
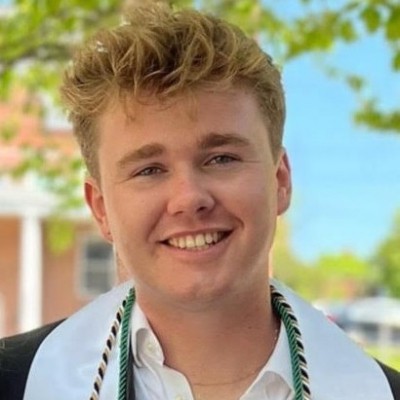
[92,286,312,400]
[271,286,311,400]
[118,288,135,400]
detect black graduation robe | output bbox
[1,320,399,400]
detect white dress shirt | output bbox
[131,302,294,400]
[24,280,394,400]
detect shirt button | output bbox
[146,341,155,353]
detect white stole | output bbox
[24,280,394,400]
[24,281,132,400]
[273,281,394,400]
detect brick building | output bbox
[0,91,115,337]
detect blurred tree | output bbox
[1,0,400,131]
[272,220,376,301]
[278,0,400,135]
[301,209,400,300]
[0,1,123,98]
[372,211,400,297]
[0,1,127,216]
[0,0,399,219]
[272,219,320,300]
[311,252,375,300]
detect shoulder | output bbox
[0,320,64,400]
[377,361,400,400]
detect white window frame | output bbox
[77,235,116,298]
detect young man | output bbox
[1,5,399,400]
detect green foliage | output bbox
[360,5,381,33]
[372,211,400,297]
[272,220,313,298]
[284,10,358,60]
[366,346,400,371]
[385,4,400,40]
[0,0,122,98]
[393,51,400,71]
[1,0,400,252]
[315,252,371,278]
[311,252,375,299]
[272,220,377,301]
[354,100,400,132]
[273,211,400,301]
[1,0,399,132]
[346,74,366,92]
[0,119,18,142]
[45,217,76,254]
[272,221,320,300]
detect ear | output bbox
[276,149,292,215]
[85,177,113,243]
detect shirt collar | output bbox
[130,302,293,396]
[130,302,165,368]
[264,321,293,387]
[23,280,394,400]
[243,321,294,398]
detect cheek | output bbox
[236,172,277,214]
[106,188,164,242]
[240,175,278,240]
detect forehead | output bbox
[96,88,274,178]
[100,87,266,136]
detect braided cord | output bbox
[89,300,126,400]
[90,285,310,400]
[89,288,135,400]
[271,286,312,400]
[118,288,135,400]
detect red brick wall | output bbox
[0,90,92,336]
[0,217,20,336]
[42,222,97,324]
[0,217,102,336]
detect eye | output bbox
[207,154,239,165]
[135,166,165,177]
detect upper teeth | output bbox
[168,232,222,249]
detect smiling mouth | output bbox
[163,231,231,251]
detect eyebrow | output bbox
[198,132,251,149]
[117,143,165,170]
[117,132,250,170]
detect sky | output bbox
[2,0,399,263]
[282,34,400,262]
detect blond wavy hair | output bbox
[60,4,285,179]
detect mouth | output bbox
[162,231,232,251]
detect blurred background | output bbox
[0,0,399,368]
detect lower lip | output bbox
[160,233,233,263]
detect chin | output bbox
[169,278,241,309]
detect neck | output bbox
[136,285,280,389]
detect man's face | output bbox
[85,88,291,310]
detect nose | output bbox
[166,171,216,216]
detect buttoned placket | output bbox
[138,334,194,400]
[132,306,194,400]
